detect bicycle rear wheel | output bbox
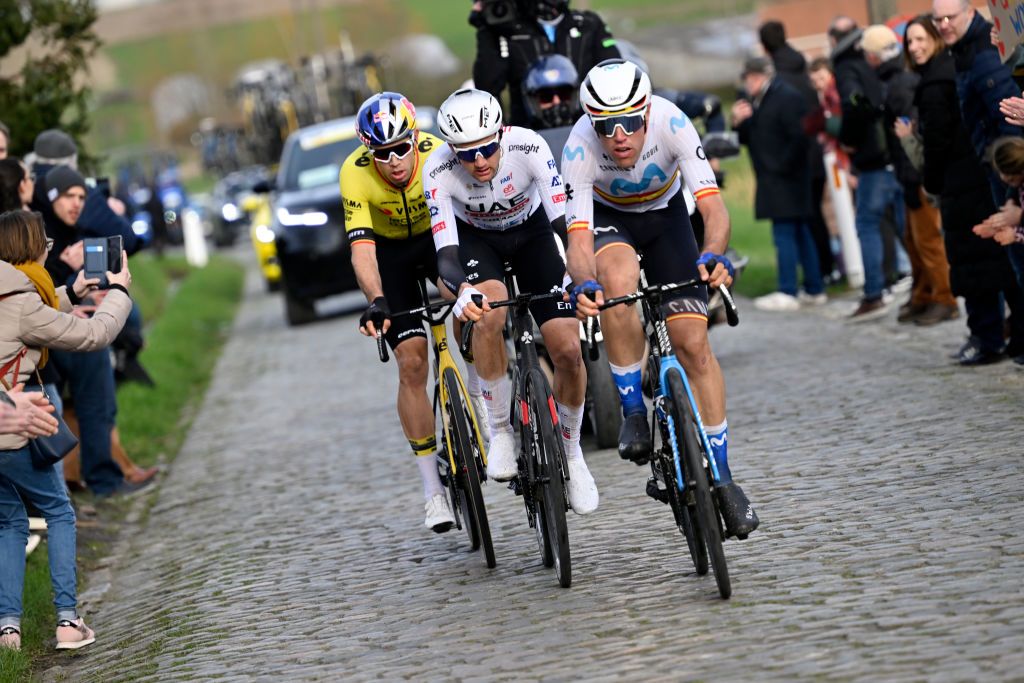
[667,369,730,599]
[525,369,571,588]
[443,368,496,569]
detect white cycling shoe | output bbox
[424,493,455,533]
[565,455,599,515]
[486,430,518,482]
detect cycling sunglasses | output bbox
[591,113,646,138]
[370,138,415,162]
[451,135,502,163]
[535,86,575,105]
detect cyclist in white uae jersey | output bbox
[423,88,598,514]
[563,59,759,539]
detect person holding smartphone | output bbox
[0,208,132,651]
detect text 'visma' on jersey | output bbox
[340,132,442,243]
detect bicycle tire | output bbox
[525,369,572,588]
[659,455,709,575]
[443,368,496,569]
[667,369,730,599]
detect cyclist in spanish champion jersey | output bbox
[423,88,599,514]
[342,92,463,533]
[563,60,759,538]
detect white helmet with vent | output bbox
[580,59,652,118]
[437,88,503,145]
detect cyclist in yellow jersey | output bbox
[343,92,462,533]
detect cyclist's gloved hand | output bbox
[570,279,604,307]
[359,296,390,336]
[697,252,735,283]
[454,286,485,321]
[571,279,604,319]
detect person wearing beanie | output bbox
[33,129,78,166]
[45,166,86,208]
[28,134,144,499]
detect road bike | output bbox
[462,272,573,587]
[374,281,494,568]
[597,266,739,599]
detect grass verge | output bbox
[0,254,244,681]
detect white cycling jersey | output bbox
[561,95,720,235]
[423,126,567,251]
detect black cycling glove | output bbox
[359,296,390,333]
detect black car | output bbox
[210,166,272,247]
[267,109,439,325]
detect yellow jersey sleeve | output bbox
[340,148,377,247]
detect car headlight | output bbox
[221,203,240,221]
[254,224,276,244]
[276,207,328,227]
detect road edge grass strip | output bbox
[0,255,244,682]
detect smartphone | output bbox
[82,236,122,288]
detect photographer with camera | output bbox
[471,0,620,126]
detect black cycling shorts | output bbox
[592,191,709,321]
[376,231,439,350]
[456,210,575,327]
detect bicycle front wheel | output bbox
[525,368,571,588]
[659,455,708,576]
[667,369,730,599]
[443,368,496,569]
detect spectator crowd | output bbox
[0,124,158,653]
[734,2,1024,367]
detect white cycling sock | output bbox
[464,362,481,397]
[481,375,513,435]
[557,402,584,461]
[416,453,445,500]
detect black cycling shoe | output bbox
[618,413,652,464]
[716,482,759,539]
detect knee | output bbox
[0,503,29,540]
[396,348,429,386]
[675,336,714,374]
[474,308,507,339]
[546,334,583,373]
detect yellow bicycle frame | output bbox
[431,319,487,472]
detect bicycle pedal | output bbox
[508,477,523,496]
[645,477,669,504]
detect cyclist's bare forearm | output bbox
[351,242,385,302]
[566,229,597,285]
[697,193,731,256]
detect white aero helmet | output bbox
[580,59,652,119]
[437,88,503,146]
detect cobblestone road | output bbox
[61,264,1024,682]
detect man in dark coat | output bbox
[760,19,835,280]
[934,0,1024,297]
[472,0,619,125]
[916,40,1024,364]
[733,57,824,312]
[830,16,906,320]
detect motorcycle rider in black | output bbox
[471,0,620,126]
